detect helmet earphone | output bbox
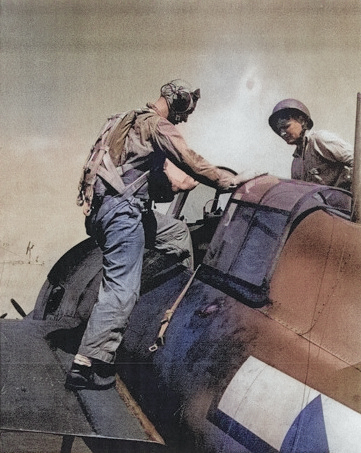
[160,80,200,120]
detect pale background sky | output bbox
[1,0,360,317]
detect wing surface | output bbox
[0,319,165,453]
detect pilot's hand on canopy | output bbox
[230,170,268,187]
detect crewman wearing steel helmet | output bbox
[269,98,353,189]
[66,79,260,391]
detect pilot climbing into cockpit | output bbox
[65,79,260,391]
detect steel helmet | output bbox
[160,79,201,123]
[268,98,313,133]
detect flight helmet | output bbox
[161,79,201,124]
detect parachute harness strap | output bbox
[149,265,200,352]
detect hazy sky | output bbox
[1,0,360,315]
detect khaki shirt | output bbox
[120,106,235,191]
[291,129,353,188]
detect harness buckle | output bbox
[148,336,165,352]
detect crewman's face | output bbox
[276,118,304,144]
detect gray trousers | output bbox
[143,209,194,269]
[78,198,193,363]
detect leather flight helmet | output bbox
[160,79,201,123]
[269,98,314,133]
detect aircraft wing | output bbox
[0,319,166,453]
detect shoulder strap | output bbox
[77,110,151,215]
